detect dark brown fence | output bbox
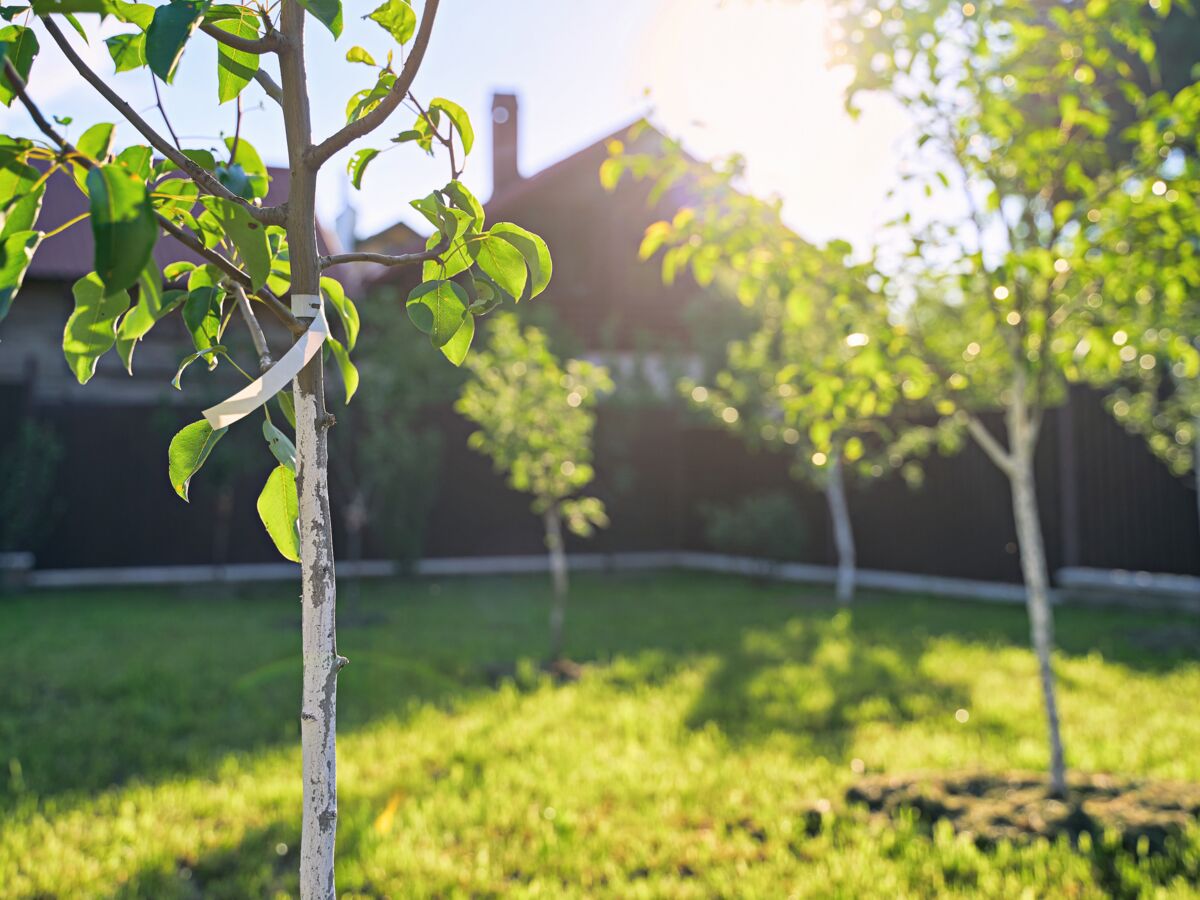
[6,384,1199,580]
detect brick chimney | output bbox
[492,93,520,194]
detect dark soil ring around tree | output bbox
[846,771,1200,855]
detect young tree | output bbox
[607,140,947,603]
[0,2,550,894]
[824,0,1185,794]
[456,313,612,663]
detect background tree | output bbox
[826,0,1183,795]
[456,313,612,664]
[1074,80,1200,537]
[0,1,550,894]
[608,142,947,603]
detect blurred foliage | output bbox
[1,574,1199,895]
[701,491,810,562]
[457,313,613,535]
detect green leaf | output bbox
[407,279,467,347]
[262,419,296,472]
[257,464,301,562]
[171,345,224,389]
[345,45,375,65]
[0,180,45,239]
[327,335,359,403]
[204,197,269,290]
[146,0,207,82]
[277,391,296,429]
[472,234,526,301]
[367,0,414,44]
[182,285,222,352]
[168,418,226,501]
[221,136,269,198]
[63,273,131,384]
[77,123,116,163]
[443,180,483,224]
[116,145,153,181]
[440,308,474,366]
[117,287,185,373]
[105,32,146,73]
[86,163,158,293]
[320,276,359,350]
[213,6,259,104]
[429,97,474,154]
[296,0,342,38]
[347,147,379,190]
[488,222,552,299]
[0,230,41,323]
[0,26,39,108]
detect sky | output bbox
[0,0,912,251]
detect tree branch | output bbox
[305,0,440,168]
[319,236,448,270]
[155,216,301,334]
[231,281,274,369]
[965,414,1016,476]
[41,17,285,225]
[254,68,283,105]
[200,21,283,55]
[6,54,302,338]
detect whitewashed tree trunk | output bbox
[1007,442,1067,796]
[280,3,343,896]
[967,401,1067,796]
[544,505,569,661]
[824,454,856,604]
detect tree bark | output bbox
[824,454,856,604]
[544,506,569,662]
[279,3,342,897]
[1006,425,1068,797]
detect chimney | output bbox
[492,93,520,195]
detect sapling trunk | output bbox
[544,505,569,662]
[824,454,857,604]
[1008,450,1066,795]
[279,3,343,896]
[968,404,1067,796]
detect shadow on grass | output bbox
[2,572,1195,813]
[682,608,972,758]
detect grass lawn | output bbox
[1,571,1199,898]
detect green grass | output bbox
[1,572,1199,898]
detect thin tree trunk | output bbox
[1007,438,1067,797]
[544,505,569,662]
[824,454,856,604]
[280,4,343,896]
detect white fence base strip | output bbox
[16,554,1197,612]
[1058,566,1200,598]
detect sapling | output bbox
[456,313,612,663]
[0,2,550,893]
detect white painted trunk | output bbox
[824,455,856,604]
[294,360,342,899]
[1008,448,1067,796]
[277,2,343,892]
[544,506,569,661]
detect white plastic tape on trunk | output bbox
[202,293,327,430]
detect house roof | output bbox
[360,115,713,350]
